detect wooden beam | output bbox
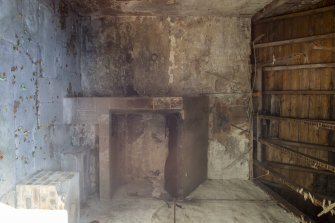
[259,138,335,173]
[263,90,335,95]
[265,161,335,175]
[253,0,292,22]
[270,138,335,153]
[254,5,335,23]
[252,91,262,97]
[254,160,335,215]
[258,114,335,131]
[254,180,317,223]
[259,179,335,206]
[257,115,263,162]
[254,33,335,49]
[263,63,335,71]
[281,140,335,152]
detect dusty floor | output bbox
[80,180,299,223]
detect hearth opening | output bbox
[109,113,171,198]
[109,112,195,199]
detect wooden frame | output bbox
[259,138,335,173]
[254,179,317,223]
[254,33,335,49]
[254,160,335,214]
[254,5,335,23]
[258,115,335,131]
[265,161,335,175]
[252,2,335,221]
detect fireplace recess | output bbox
[63,96,209,199]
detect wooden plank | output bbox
[319,95,331,146]
[307,95,320,148]
[263,90,335,95]
[263,95,272,115]
[258,114,335,131]
[289,68,298,146]
[259,138,335,173]
[260,68,328,95]
[263,63,335,71]
[254,33,335,49]
[297,100,306,143]
[265,161,335,175]
[257,115,263,162]
[254,5,335,24]
[263,70,271,91]
[294,69,303,146]
[271,95,281,116]
[266,137,335,153]
[279,67,290,143]
[320,68,333,90]
[274,70,283,91]
[313,57,332,159]
[258,67,264,109]
[287,60,306,180]
[253,180,317,223]
[269,96,280,138]
[259,178,335,202]
[279,94,290,141]
[254,160,335,211]
[256,67,264,162]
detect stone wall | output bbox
[0,0,253,204]
[0,0,82,201]
[81,16,252,180]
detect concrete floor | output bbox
[80,180,299,223]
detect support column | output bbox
[98,114,111,200]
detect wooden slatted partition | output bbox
[252,1,335,222]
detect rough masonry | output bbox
[81,16,252,180]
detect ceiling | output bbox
[254,0,328,20]
[66,0,274,17]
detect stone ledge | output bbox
[63,97,184,124]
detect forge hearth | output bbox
[63,97,209,199]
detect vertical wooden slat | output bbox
[299,69,310,143]
[257,115,263,162]
[257,67,264,162]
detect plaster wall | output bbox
[0,0,82,203]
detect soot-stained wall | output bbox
[81,16,252,180]
[112,113,169,198]
[0,0,82,204]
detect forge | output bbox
[63,96,209,199]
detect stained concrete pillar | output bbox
[98,114,111,200]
